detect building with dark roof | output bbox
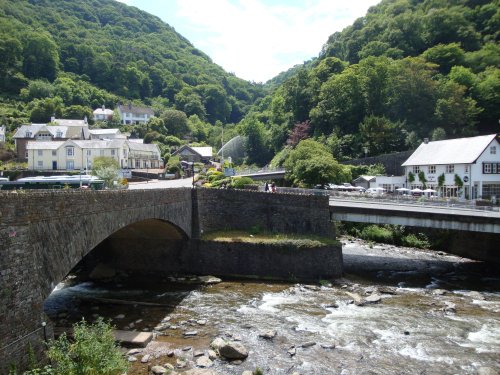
[117,103,154,125]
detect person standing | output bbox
[271,182,276,193]
[264,182,269,192]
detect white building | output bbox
[0,125,5,144]
[117,103,154,125]
[89,129,124,140]
[372,176,407,192]
[402,134,500,199]
[93,106,114,122]
[27,139,163,171]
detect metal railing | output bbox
[234,166,286,176]
[274,187,500,213]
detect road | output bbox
[128,178,193,189]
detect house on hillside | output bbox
[117,103,154,125]
[89,129,124,140]
[0,126,5,145]
[173,145,213,164]
[352,175,376,190]
[13,121,90,161]
[93,106,114,122]
[26,139,162,171]
[402,134,500,199]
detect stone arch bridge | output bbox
[0,188,333,371]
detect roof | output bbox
[89,129,121,135]
[14,124,89,140]
[93,108,114,115]
[127,141,160,153]
[117,104,154,115]
[26,141,64,150]
[352,175,376,183]
[72,139,126,149]
[402,134,498,166]
[191,147,213,158]
[173,145,213,158]
[53,119,88,126]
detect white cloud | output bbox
[174,0,380,82]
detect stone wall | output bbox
[0,188,192,371]
[194,188,335,238]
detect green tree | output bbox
[421,43,465,74]
[92,156,119,187]
[161,109,189,137]
[284,139,349,186]
[240,115,271,166]
[359,115,406,156]
[22,33,60,81]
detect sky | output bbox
[115,0,381,83]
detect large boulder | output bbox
[219,341,249,360]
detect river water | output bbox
[44,238,500,375]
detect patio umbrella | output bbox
[423,188,436,193]
[396,188,410,192]
[411,188,423,193]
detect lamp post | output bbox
[192,162,195,188]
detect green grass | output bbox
[202,230,340,247]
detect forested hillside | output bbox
[0,0,264,155]
[246,0,499,167]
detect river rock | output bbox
[324,302,339,308]
[259,329,277,340]
[127,348,141,355]
[182,346,192,351]
[320,343,336,349]
[303,285,321,291]
[198,275,222,285]
[184,330,198,337]
[364,294,382,304]
[287,347,296,356]
[301,341,316,348]
[443,302,457,314]
[464,291,485,300]
[193,350,204,357]
[197,319,207,325]
[242,371,254,375]
[208,349,217,360]
[432,289,448,296]
[164,363,175,370]
[154,323,170,331]
[140,354,151,363]
[176,358,187,368]
[183,369,219,375]
[127,356,137,362]
[151,365,167,374]
[167,350,175,357]
[196,355,213,368]
[114,314,125,319]
[219,342,249,360]
[345,291,363,305]
[477,367,499,375]
[210,337,227,350]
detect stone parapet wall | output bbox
[194,188,335,238]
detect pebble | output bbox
[301,341,316,348]
[140,354,151,363]
[151,365,167,374]
[167,350,175,357]
[207,349,217,360]
[364,294,382,304]
[259,329,277,340]
[182,346,193,351]
[127,348,141,355]
[184,331,198,337]
[197,319,207,325]
[194,350,205,357]
[196,356,213,368]
[287,347,296,356]
[127,356,137,362]
[320,343,335,349]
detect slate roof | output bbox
[26,141,63,150]
[173,145,213,159]
[402,134,498,166]
[93,108,114,115]
[117,104,154,115]
[53,119,87,126]
[89,129,121,135]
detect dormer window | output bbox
[25,131,32,138]
[56,130,63,138]
[491,146,497,155]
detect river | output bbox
[44,238,500,375]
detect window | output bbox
[446,165,454,173]
[428,165,436,174]
[100,150,104,156]
[66,160,74,170]
[483,163,500,174]
[66,147,74,156]
[135,159,140,168]
[490,146,496,155]
[111,149,115,156]
[37,161,43,168]
[52,150,56,156]
[465,165,469,173]
[56,131,63,138]
[483,183,500,199]
[87,149,91,156]
[38,150,43,156]
[412,166,420,173]
[25,131,32,138]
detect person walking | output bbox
[264,182,269,192]
[271,182,276,193]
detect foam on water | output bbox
[258,292,299,313]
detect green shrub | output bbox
[360,225,394,243]
[401,233,430,249]
[47,318,127,375]
[232,176,254,189]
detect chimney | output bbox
[84,115,88,124]
[50,114,55,123]
[424,138,429,144]
[102,104,105,111]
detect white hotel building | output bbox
[26,139,163,171]
[402,134,500,199]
